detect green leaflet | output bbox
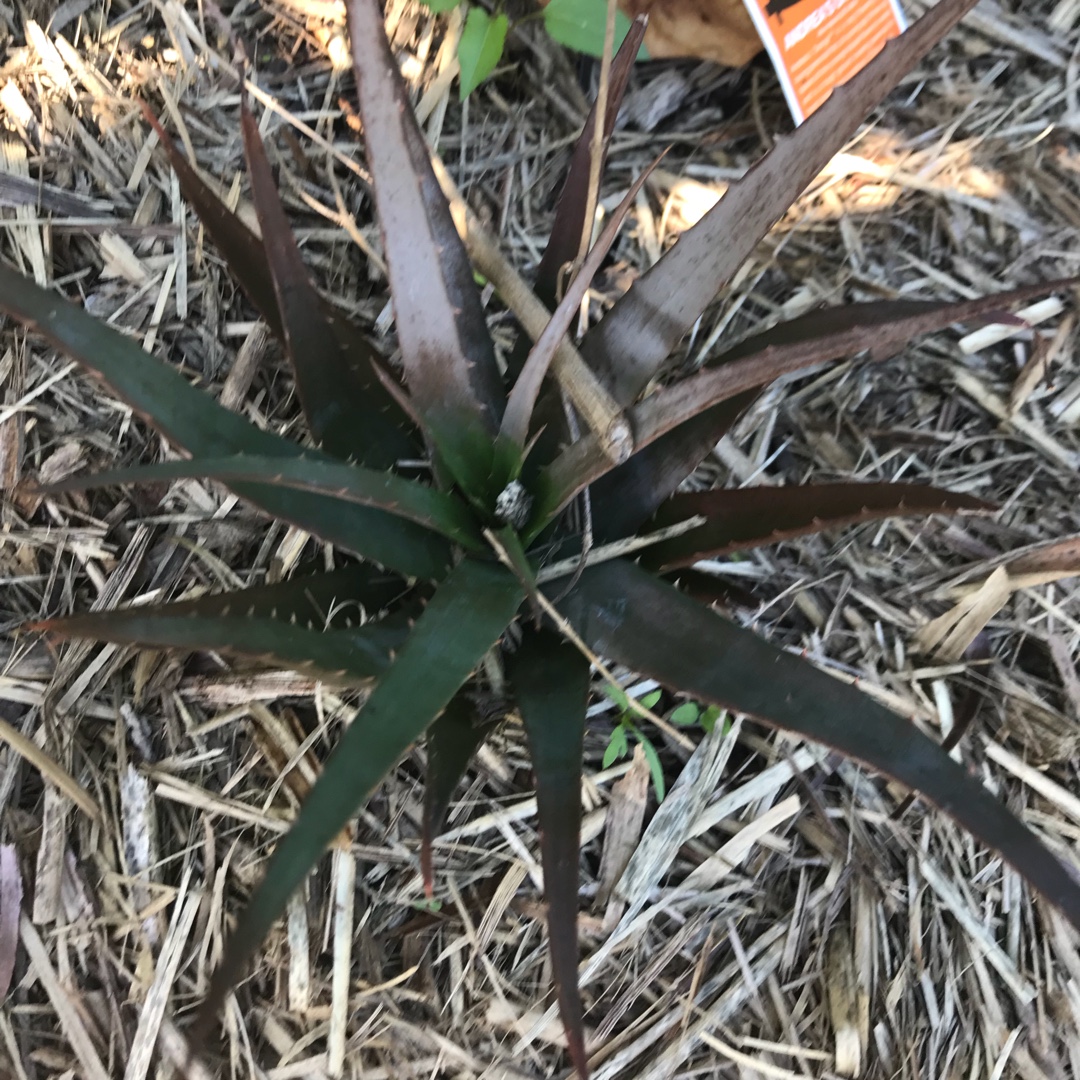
[458,9,508,99]
[542,0,638,58]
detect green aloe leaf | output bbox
[44,454,484,549]
[644,483,992,571]
[0,263,453,580]
[418,0,460,11]
[579,0,983,405]
[29,608,410,683]
[346,0,505,452]
[589,394,754,543]
[196,558,524,1032]
[557,560,1080,934]
[142,104,414,467]
[542,281,1077,520]
[421,695,495,894]
[458,8,508,99]
[507,628,591,1080]
[27,565,419,681]
[542,0,636,58]
[141,564,411,626]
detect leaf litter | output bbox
[2,1,1080,1077]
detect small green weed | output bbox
[602,686,728,801]
[420,0,645,98]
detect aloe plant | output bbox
[5,0,1080,1075]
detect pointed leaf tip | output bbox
[146,98,415,467]
[645,483,993,571]
[346,0,504,441]
[422,697,494,894]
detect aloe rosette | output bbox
[2,1,1079,1075]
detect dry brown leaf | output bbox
[0,846,22,1002]
[826,923,861,1077]
[914,566,1012,661]
[595,743,650,910]
[622,0,762,67]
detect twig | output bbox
[431,157,631,463]
[535,514,706,584]
[576,0,619,268]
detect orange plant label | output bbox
[742,0,907,123]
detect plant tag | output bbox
[742,0,907,124]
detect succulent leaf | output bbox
[347,0,505,448]
[421,695,496,894]
[589,394,755,542]
[579,0,984,405]
[508,628,592,1079]
[43,454,485,549]
[542,282,1079,520]
[644,483,993,570]
[29,609,410,683]
[142,102,414,467]
[0,264,453,580]
[196,557,524,1033]
[137,564,411,625]
[557,559,1080,934]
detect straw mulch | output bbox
[1,0,1080,1076]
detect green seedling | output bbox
[419,0,646,99]
[603,689,729,800]
[601,686,666,800]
